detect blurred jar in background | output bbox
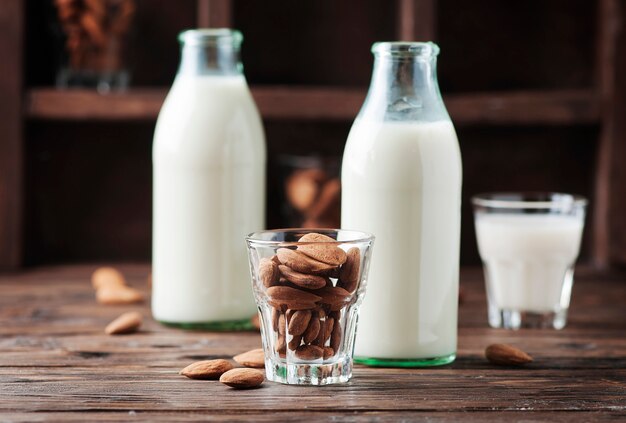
[278,155,341,229]
[54,0,135,92]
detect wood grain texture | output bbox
[0,265,624,421]
[25,87,601,125]
[0,0,23,269]
[397,0,437,41]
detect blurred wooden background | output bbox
[0,0,624,269]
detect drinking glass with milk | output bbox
[152,29,266,329]
[473,193,587,329]
[342,42,462,367]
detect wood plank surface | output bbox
[24,87,601,125]
[0,265,624,421]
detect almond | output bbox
[297,233,347,266]
[285,168,325,212]
[276,248,336,274]
[233,348,265,368]
[278,313,286,335]
[275,334,286,355]
[295,345,324,360]
[316,286,352,311]
[485,344,533,366]
[330,320,342,352]
[180,359,234,380]
[271,308,280,331]
[250,313,261,330]
[288,334,302,351]
[219,368,265,389]
[323,346,335,360]
[323,317,334,344]
[104,311,142,335]
[91,266,126,290]
[302,314,321,343]
[266,286,321,310]
[96,285,143,305]
[338,247,361,293]
[278,265,327,290]
[288,310,311,336]
[259,257,279,288]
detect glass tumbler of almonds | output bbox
[246,229,374,385]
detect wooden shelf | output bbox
[24,87,601,125]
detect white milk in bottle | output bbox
[342,42,462,365]
[152,29,265,328]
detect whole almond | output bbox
[266,286,321,310]
[485,344,533,366]
[91,266,126,290]
[104,311,142,335]
[250,313,261,330]
[219,368,265,389]
[275,334,286,355]
[272,308,280,331]
[330,320,342,352]
[316,286,351,311]
[180,359,234,380]
[233,348,265,368]
[278,313,286,335]
[276,248,336,274]
[295,345,324,360]
[287,310,312,336]
[323,317,335,344]
[259,257,279,288]
[297,233,347,266]
[302,315,321,343]
[323,346,335,360]
[278,265,327,290]
[96,285,143,305]
[288,334,302,351]
[338,247,361,293]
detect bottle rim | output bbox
[178,28,243,47]
[372,41,440,58]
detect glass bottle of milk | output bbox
[152,29,265,329]
[342,42,462,366]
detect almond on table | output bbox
[105,311,142,335]
[219,368,265,389]
[180,359,234,380]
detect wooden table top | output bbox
[1,265,625,422]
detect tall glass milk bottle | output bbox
[342,42,462,366]
[152,29,265,329]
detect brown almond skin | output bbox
[288,310,312,336]
[91,266,126,290]
[297,233,347,266]
[105,311,142,335]
[288,334,302,351]
[338,247,361,293]
[266,286,322,309]
[233,348,265,368]
[324,317,335,344]
[259,257,279,288]
[485,344,533,366]
[271,308,280,331]
[330,320,342,352]
[278,265,327,290]
[316,286,352,311]
[276,248,336,274]
[323,346,335,360]
[219,368,264,389]
[295,345,324,360]
[303,315,321,344]
[275,334,286,355]
[180,359,234,380]
[96,285,143,305]
[278,313,286,334]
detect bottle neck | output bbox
[361,43,448,122]
[178,43,242,76]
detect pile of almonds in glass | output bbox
[258,232,361,361]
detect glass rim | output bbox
[372,41,440,58]
[472,192,588,209]
[178,28,243,46]
[246,228,374,246]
